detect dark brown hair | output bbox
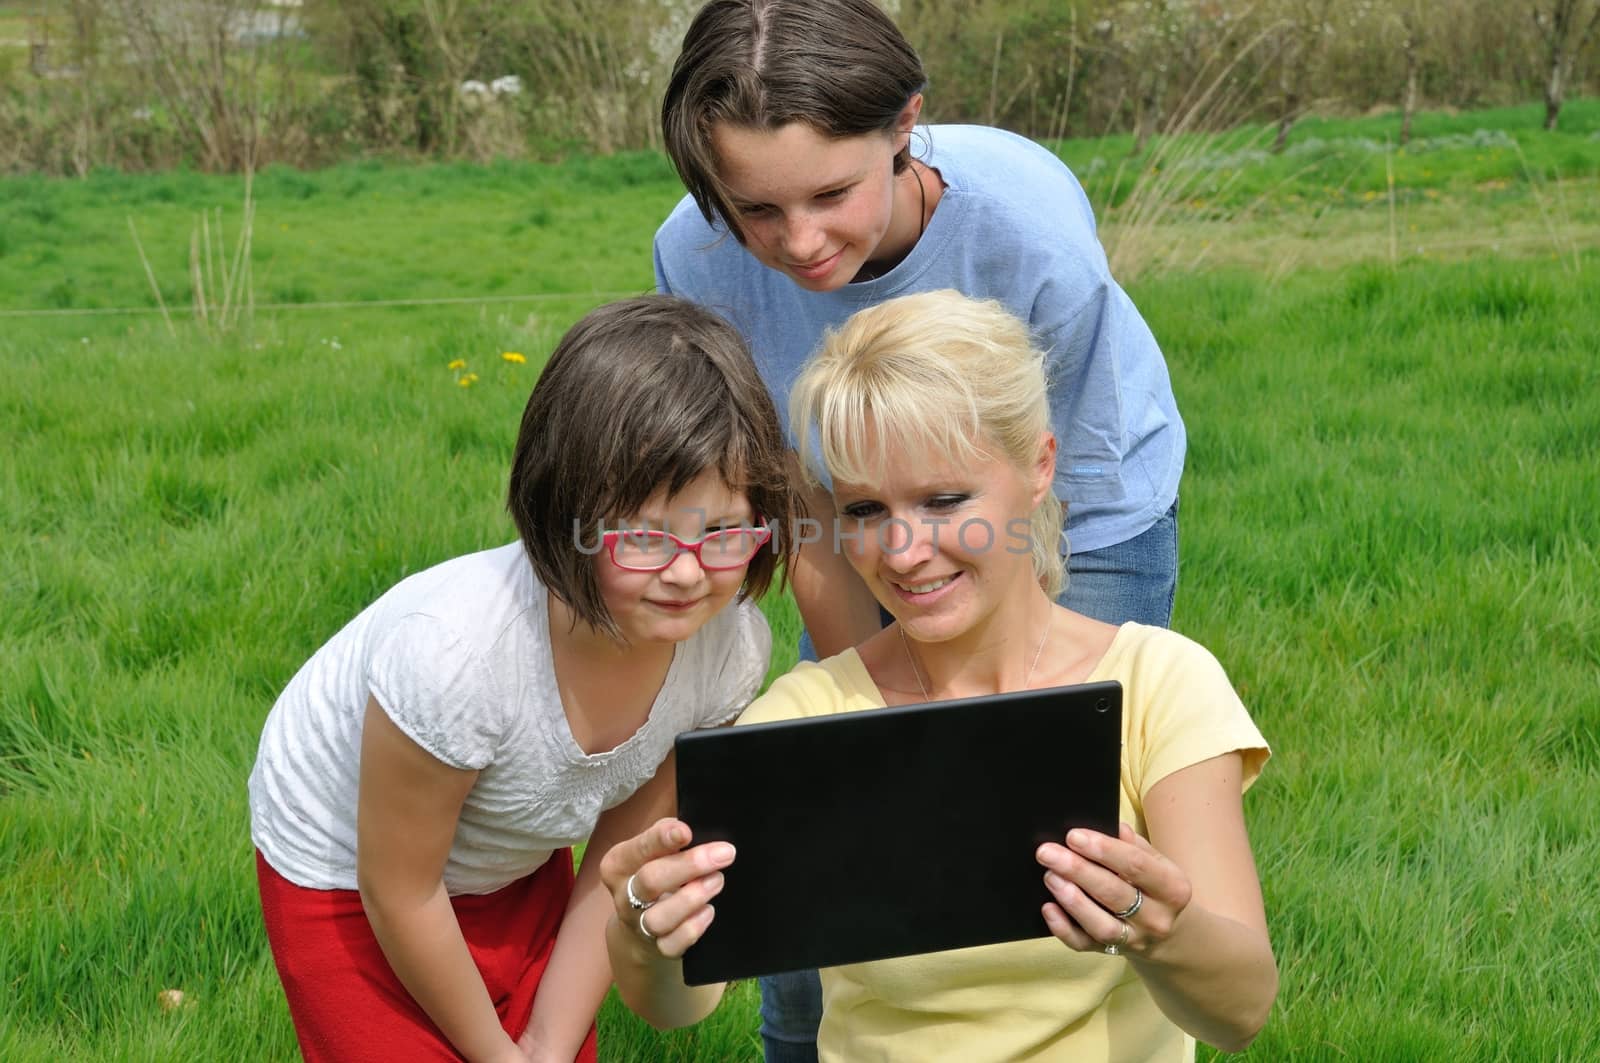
[662,0,927,242]
[508,295,797,637]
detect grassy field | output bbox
[2,103,1598,1060]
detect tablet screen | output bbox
[674,680,1122,985]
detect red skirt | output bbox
[257,849,600,1062]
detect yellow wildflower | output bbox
[459,373,480,388]
[448,358,467,370]
[502,351,526,364]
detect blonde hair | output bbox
[790,290,1065,598]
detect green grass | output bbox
[1058,97,1600,280]
[1142,259,1600,1059]
[2,101,1594,318]
[0,152,681,315]
[1060,97,1600,209]
[2,104,1598,1060]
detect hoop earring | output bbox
[908,126,932,165]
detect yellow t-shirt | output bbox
[737,622,1271,1063]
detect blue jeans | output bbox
[763,501,1180,1061]
[1057,499,1180,627]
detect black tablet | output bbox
[673,680,1122,985]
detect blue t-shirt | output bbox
[653,124,1184,554]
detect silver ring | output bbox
[1103,920,1130,956]
[637,908,656,942]
[626,873,654,911]
[1111,886,1143,921]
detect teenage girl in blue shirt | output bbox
[653,2,1188,1057]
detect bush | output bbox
[3,0,1598,173]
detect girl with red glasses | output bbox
[248,296,798,1062]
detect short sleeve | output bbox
[654,197,711,298]
[737,651,881,726]
[698,599,773,727]
[736,664,818,726]
[652,226,674,295]
[365,612,507,770]
[1123,630,1270,800]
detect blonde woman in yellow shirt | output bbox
[601,290,1277,1061]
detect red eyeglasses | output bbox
[600,523,773,572]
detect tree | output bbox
[1394,0,1427,146]
[1531,0,1600,130]
[107,0,289,171]
[1266,0,1336,153]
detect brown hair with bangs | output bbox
[662,0,926,242]
[508,295,798,637]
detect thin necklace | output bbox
[855,161,927,283]
[911,159,928,241]
[899,608,1053,702]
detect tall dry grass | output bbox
[127,172,256,338]
[4,0,1599,173]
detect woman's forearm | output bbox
[790,536,881,660]
[605,914,727,1030]
[363,883,521,1063]
[1129,904,1277,1052]
[788,471,881,659]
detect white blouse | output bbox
[248,541,770,894]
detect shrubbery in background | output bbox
[1,0,1597,174]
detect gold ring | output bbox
[1103,920,1131,956]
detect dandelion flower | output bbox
[448,358,467,370]
[459,373,480,388]
[502,351,526,364]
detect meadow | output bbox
[2,102,1598,1060]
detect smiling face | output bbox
[831,424,1055,648]
[593,468,757,647]
[711,110,921,291]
